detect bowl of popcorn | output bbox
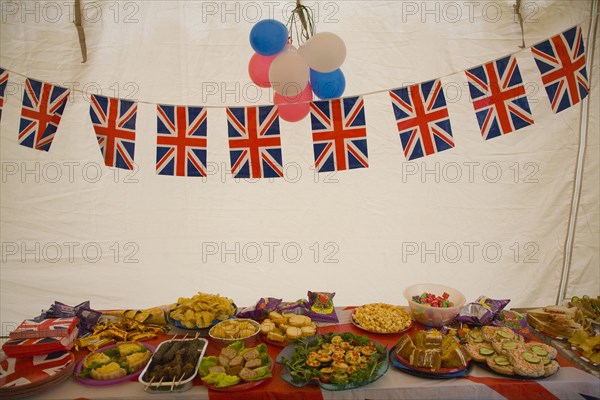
[403,284,466,327]
[351,303,412,334]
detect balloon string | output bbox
[286,2,315,46]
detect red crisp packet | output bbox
[306,291,338,323]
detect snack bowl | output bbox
[403,284,465,327]
[209,319,261,350]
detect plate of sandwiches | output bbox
[392,329,471,378]
[526,306,581,341]
[464,326,559,378]
[259,312,318,347]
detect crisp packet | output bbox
[76,307,102,336]
[305,291,338,323]
[492,309,530,337]
[34,301,101,337]
[54,301,90,317]
[277,299,308,315]
[455,296,510,325]
[236,297,282,320]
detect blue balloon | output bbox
[310,68,346,100]
[250,20,288,56]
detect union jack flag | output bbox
[9,317,78,339]
[531,25,589,113]
[90,95,138,170]
[0,68,8,122]
[0,351,73,388]
[310,96,368,172]
[18,78,70,152]
[389,79,455,160]
[227,105,283,179]
[465,55,534,140]
[156,105,208,177]
[2,328,78,358]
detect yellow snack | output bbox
[353,303,411,333]
[83,352,111,369]
[261,314,315,341]
[90,362,127,380]
[170,292,236,329]
[210,319,259,339]
[126,350,151,371]
[117,341,145,356]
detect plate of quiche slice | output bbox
[392,329,471,378]
[75,341,154,386]
[464,326,559,378]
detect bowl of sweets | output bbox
[403,284,465,327]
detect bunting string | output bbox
[0,23,583,109]
[0,24,592,177]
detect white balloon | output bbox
[269,49,309,97]
[299,32,346,73]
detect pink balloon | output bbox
[248,53,277,88]
[274,83,313,122]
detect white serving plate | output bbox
[138,338,208,392]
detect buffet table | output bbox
[15,307,600,400]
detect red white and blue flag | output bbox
[156,105,208,177]
[0,68,8,122]
[1,328,78,358]
[18,78,70,152]
[531,25,589,113]
[9,317,78,339]
[0,351,73,388]
[389,79,455,160]
[227,105,283,179]
[89,95,138,170]
[310,97,369,172]
[465,55,534,140]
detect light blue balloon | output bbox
[250,20,288,56]
[310,68,346,100]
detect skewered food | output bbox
[142,339,206,383]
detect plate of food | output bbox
[526,306,580,341]
[167,292,237,332]
[464,326,560,379]
[392,329,470,378]
[568,329,600,368]
[139,338,208,392]
[74,342,154,386]
[199,341,273,391]
[260,312,318,347]
[351,303,412,335]
[277,332,388,390]
[1,350,75,392]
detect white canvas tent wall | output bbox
[0,0,598,331]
